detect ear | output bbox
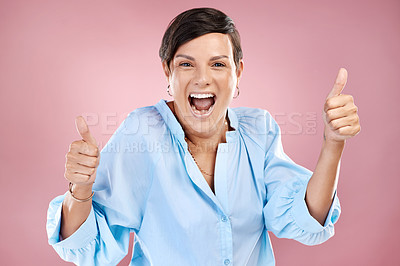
[162,61,171,83]
[236,60,244,84]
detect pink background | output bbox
[1,0,399,265]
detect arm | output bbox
[61,116,99,239]
[305,139,344,226]
[262,113,342,246]
[61,184,93,239]
[306,68,361,226]
[47,111,152,264]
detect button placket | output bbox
[219,212,232,266]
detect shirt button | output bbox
[224,259,230,265]
[221,216,228,222]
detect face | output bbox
[163,33,244,138]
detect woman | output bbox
[47,7,360,265]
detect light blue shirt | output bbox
[47,99,341,266]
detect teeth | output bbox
[190,93,214,99]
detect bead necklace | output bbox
[185,120,228,177]
[167,101,229,177]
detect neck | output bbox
[167,101,229,153]
[185,117,228,153]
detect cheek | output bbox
[170,75,190,107]
[171,73,189,93]
[218,73,236,91]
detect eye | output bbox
[212,62,226,67]
[179,62,192,67]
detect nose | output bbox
[193,65,211,87]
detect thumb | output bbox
[327,68,348,99]
[75,116,98,147]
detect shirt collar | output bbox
[154,99,239,145]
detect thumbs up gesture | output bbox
[322,68,361,143]
[64,116,100,188]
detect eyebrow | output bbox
[175,54,229,61]
[175,54,195,61]
[210,55,229,61]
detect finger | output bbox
[66,152,99,168]
[64,170,91,184]
[328,115,357,130]
[327,68,348,99]
[75,116,98,147]
[325,104,358,123]
[335,124,361,136]
[69,140,98,157]
[66,162,96,176]
[324,94,353,112]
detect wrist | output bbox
[323,129,345,145]
[321,138,345,159]
[69,182,94,202]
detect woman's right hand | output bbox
[64,116,100,189]
[61,116,100,239]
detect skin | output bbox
[163,33,244,192]
[60,35,360,239]
[163,33,243,140]
[61,116,99,239]
[306,68,361,225]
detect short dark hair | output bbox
[159,7,243,72]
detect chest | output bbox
[178,138,266,212]
[149,140,266,239]
[187,150,217,194]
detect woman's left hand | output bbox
[322,68,361,143]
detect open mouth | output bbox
[188,93,216,117]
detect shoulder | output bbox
[232,106,279,150]
[117,105,162,135]
[108,104,169,141]
[101,104,167,161]
[233,106,277,134]
[103,104,168,151]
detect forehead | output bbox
[174,33,234,58]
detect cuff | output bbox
[47,192,98,250]
[291,182,341,233]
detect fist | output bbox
[64,116,100,186]
[322,68,361,143]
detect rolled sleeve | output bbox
[263,112,341,246]
[47,193,98,250]
[46,192,130,265]
[51,204,98,250]
[263,175,342,246]
[291,181,341,233]
[46,110,154,264]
